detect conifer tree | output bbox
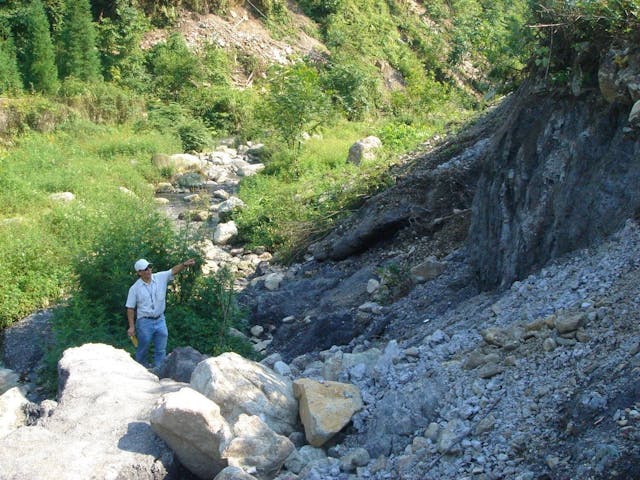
[18,0,59,94]
[0,36,23,94]
[57,0,102,81]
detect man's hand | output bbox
[172,258,196,274]
[127,326,135,337]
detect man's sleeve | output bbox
[125,286,137,309]
[159,270,175,283]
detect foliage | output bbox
[375,121,431,152]
[522,0,640,87]
[0,124,181,327]
[14,0,59,94]
[56,0,102,81]
[260,62,334,148]
[136,101,217,149]
[0,36,22,94]
[177,117,213,152]
[57,78,145,124]
[134,0,288,26]
[234,120,398,261]
[320,54,380,120]
[145,33,202,100]
[533,0,640,40]
[296,0,343,21]
[39,217,252,395]
[182,85,258,138]
[96,1,150,89]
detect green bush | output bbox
[177,118,212,152]
[321,56,380,120]
[145,33,202,101]
[260,62,334,148]
[182,86,259,138]
[375,121,430,152]
[0,37,22,94]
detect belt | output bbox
[139,315,161,320]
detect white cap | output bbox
[134,259,151,271]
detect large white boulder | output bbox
[191,352,298,436]
[0,343,184,479]
[150,387,231,479]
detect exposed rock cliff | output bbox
[470,69,640,289]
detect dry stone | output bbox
[222,414,295,479]
[214,221,239,245]
[293,378,363,447]
[150,387,231,479]
[410,256,446,283]
[0,387,30,437]
[191,352,298,436]
[214,466,258,480]
[346,136,382,165]
[0,343,182,479]
[554,312,586,334]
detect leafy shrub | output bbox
[260,62,334,148]
[296,0,343,22]
[0,37,22,94]
[95,3,150,90]
[182,86,258,137]
[39,214,252,395]
[531,0,640,75]
[177,118,212,152]
[376,121,429,152]
[321,56,380,120]
[145,33,201,101]
[0,223,71,328]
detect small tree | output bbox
[17,0,59,94]
[96,1,149,90]
[146,33,201,101]
[262,62,333,148]
[0,36,22,94]
[57,0,102,81]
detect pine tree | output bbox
[57,0,102,81]
[18,0,59,94]
[0,36,22,94]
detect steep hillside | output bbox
[139,4,328,86]
[236,34,640,479]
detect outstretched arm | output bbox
[171,258,196,275]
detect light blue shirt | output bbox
[125,270,174,318]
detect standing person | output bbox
[126,257,196,369]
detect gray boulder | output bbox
[156,346,208,382]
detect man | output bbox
[126,257,195,368]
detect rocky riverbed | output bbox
[246,219,640,479]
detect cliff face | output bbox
[469,46,640,289]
